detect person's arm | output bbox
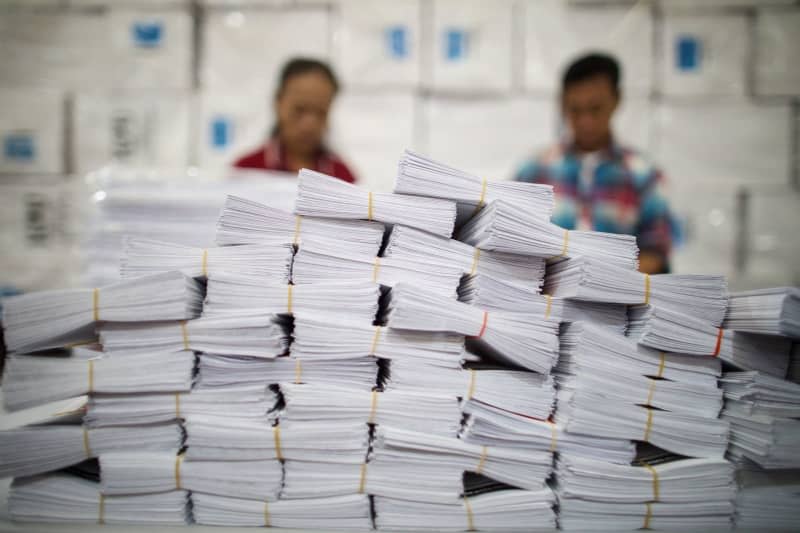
[635,168,676,274]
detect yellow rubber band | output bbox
[273,426,284,461]
[656,353,666,378]
[358,463,368,494]
[88,360,95,394]
[294,359,302,384]
[642,462,660,502]
[464,497,476,531]
[83,427,92,458]
[544,294,553,320]
[475,446,488,475]
[372,257,381,283]
[175,393,181,419]
[643,273,651,305]
[264,500,271,527]
[475,178,488,213]
[643,409,654,442]
[180,321,190,351]
[642,502,653,529]
[92,288,100,322]
[559,229,570,257]
[645,378,657,407]
[287,285,293,314]
[549,423,558,452]
[368,391,379,424]
[467,369,477,400]
[201,249,209,277]
[98,494,105,524]
[370,326,382,355]
[367,191,374,221]
[175,453,184,489]
[469,248,481,276]
[293,215,302,247]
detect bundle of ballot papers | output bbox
[723,287,800,338]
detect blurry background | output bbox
[0,0,798,294]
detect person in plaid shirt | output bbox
[515,54,676,274]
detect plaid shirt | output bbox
[514,142,676,267]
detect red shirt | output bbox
[234,137,357,183]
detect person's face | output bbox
[275,71,336,156]
[561,75,619,152]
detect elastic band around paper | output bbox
[287,285,293,314]
[549,423,558,452]
[372,257,380,283]
[368,390,379,424]
[294,359,302,384]
[293,215,302,246]
[98,494,105,524]
[467,369,477,400]
[464,497,476,531]
[642,462,660,502]
[367,191,374,221]
[264,500,271,527]
[643,409,654,442]
[180,321,190,351]
[469,248,481,276]
[475,446,488,475]
[174,453,184,489]
[175,393,181,419]
[712,328,724,357]
[88,360,95,394]
[273,426,284,461]
[474,178,488,215]
[358,463,367,494]
[92,288,100,322]
[645,378,657,407]
[83,427,92,458]
[656,353,666,378]
[643,273,651,305]
[475,312,489,338]
[642,502,653,530]
[201,249,209,277]
[544,294,553,320]
[370,326,382,355]
[556,229,570,258]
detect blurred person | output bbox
[234,58,356,183]
[514,53,676,274]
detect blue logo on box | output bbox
[211,117,232,150]
[386,25,408,59]
[444,28,468,61]
[676,35,701,71]
[132,21,163,48]
[4,133,35,161]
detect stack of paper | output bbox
[292,247,462,298]
[387,283,560,374]
[281,460,367,499]
[545,258,728,323]
[383,225,546,288]
[558,498,733,531]
[721,371,800,468]
[192,492,372,529]
[9,473,189,525]
[2,271,203,353]
[459,274,627,333]
[215,195,385,256]
[291,315,465,367]
[120,238,294,281]
[394,150,555,226]
[723,287,800,339]
[279,384,461,437]
[555,454,736,503]
[295,169,457,238]
[0,422,182,478]
[2,351,194,411]
[373,488,557,531]
[184,418,370,463]
[202,274,380,322]
[736,484,800,529]
[98,314,289,358]
[197,354,379,390]
[458,200,639,270]
[99,452,282,501]
[85,383,280,427]
[635,306,792,377]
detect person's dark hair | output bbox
[562,53,621,95]
[274,57,339,101]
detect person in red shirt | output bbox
[234,58,357,183]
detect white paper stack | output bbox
[292,247,463,298]
[459,273,628,333]
[279,384,461,437]
[721,371,800,468]
[192,492,372,529]
[281,460,367,500]
[545,258,728,323]
[197,354,379,391]
[394,150,555,226]
[383,225,546,288]
[120,238,294,282]
[2,271,203,353]
[0,422,182,479]
[723,287,800,339]
[184,418,370,463]
[8,473,189,525]
[85,383,279,427]
[99,452,282,501]
[458,200,639,270]
[98,314,289,358]
[555,455,736,504]
[387,283,560,374]
[292,315,465,367]
[558,498,734,531]
[374,488,557,531]
[735,465,800,531]
[461,404,636,465]
[295,168,457,238]
[216,194,385,256]
[2,351,194,411]
[203,274,380,322]
[636,306,792,377]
